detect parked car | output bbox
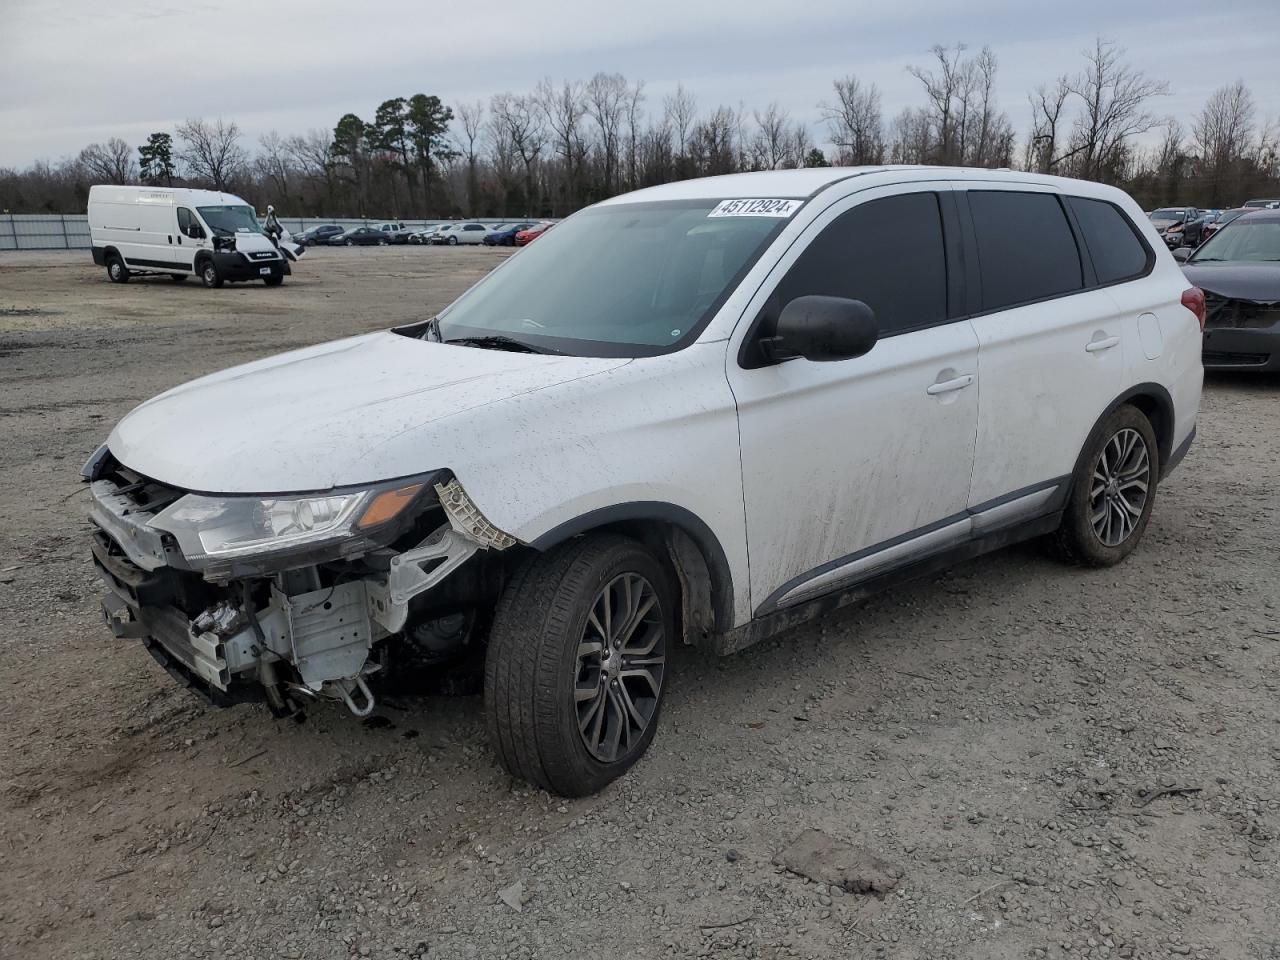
[1201,207,1250,241]
[1176,209,1280,371]
[373,222,411,244]
[87,185,291,288]
[430,222,491,245]
[83,168,1201,797]
[484,222,538,246]
[407,225,444,244]
[334,226,390,246]
[1149,207,1204,248]
[1242,198,1280,209]
[296,224,345,248]
[514,221,553,246]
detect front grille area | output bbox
[98,459,184,515]
[1203,350,1271,366]
[1203,294,1280,330]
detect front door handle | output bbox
[926,374,975,396]
[1086,335,1120,353]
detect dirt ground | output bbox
[1,247,1277,960]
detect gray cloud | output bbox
[1,0,1277,166]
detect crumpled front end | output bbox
[85,450,511,717]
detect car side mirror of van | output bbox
[763,295,879,363]
[1172,247,1194,262]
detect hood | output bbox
[1181,261,1280,302]
[108,332,629,493]
[226,231,278,254]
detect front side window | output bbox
[770,192,948,336]
[436,200,791,357]
[197,205,264,237]
[968,191,1083,312]
[1068,197,1151,284]
[177,207,202,238]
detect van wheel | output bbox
[1051,404,1159,566]
[106,255,129,283]
[169,273,187,282]
[485,534,672,797]
[264,275,284,287]
[199,260,223,288]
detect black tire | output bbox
[378,238,388,246]
[169,273,187,282]
[1051,404,1159,567]
[447,235,458,246]
[264,275,284,287]
[106,255,129,283]
[485,534,673,797]
[199,259,222,288]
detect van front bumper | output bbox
[213,251,290,282]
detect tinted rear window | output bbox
[969,191,1083,312]
[1068,197,1151,284]
[775,192,948,335]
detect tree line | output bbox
[3,38,1277,218]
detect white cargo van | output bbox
[88,185,291,287]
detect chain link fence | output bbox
[0,215,514,251]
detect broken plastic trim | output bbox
[434,479,518,549]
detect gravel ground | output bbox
[1,247,1277,960]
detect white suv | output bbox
[85,167,1203,796]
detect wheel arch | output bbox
[1067,382,1175,492]
[527,503,735,639]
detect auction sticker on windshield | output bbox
[708,198,803,218]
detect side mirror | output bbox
[764,295,879,363]
[1172,247,1194,262]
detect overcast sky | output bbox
[3,0,1278,168]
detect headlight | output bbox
[149,476,436,572]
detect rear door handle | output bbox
[926,374,975,396]
[1086,335,1120,353]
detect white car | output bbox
[85,167,1202,796]
[431,221,491,245]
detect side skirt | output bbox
[705,511,1062,657]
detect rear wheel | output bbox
[485,535,672,797]
[106,255,129,283]
[199,260,222,288]
[1051,404,1158,566]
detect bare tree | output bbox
[1064,37,1169,182]
[624,80,647,190]
[1192,81,1255,204]
[536,78,587,212]
[586,72,629,195]
[1027,76,1072,172]
[176,117,247,191]
[751,103,793,170]
[455,100,486,215]
[907,44,969,163]
[490,93,546,212]
[286,130,338,210]
[820,76,884,164]
[78,137,136,183]
[256,130,292,202]
[663,84,698,164]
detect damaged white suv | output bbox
[86,167,1203,796]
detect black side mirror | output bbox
[186,225,203,239]
[762,295,879,363]
[1172,247,1194,262]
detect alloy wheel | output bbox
[574,572,666,763]
[1089,427,1150,547]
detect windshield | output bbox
[1151,208,1187,220]
[197,205,264,237]
[436,200,791,357]
[1190,219,1280,262]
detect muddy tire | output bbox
[199,259,222,288]
[1051,404,1159,567]
[484,534,673,797]
[106,255,129,283]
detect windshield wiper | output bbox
[444,334,553,354]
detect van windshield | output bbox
[198,205,265,237]
[434,200,793,357]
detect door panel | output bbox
[726,183,979,614]
[172,207,207,272]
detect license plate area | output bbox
[259,266,271,275]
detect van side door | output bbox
[173,207,207,272]
[727,185,980,615]
[957,186,1127,515]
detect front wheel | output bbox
[106,255,129,283]
[199,260,222,288]
[264,275,284,287]
[1051,404,1158,566]
[447,235,458,246]
[485,535,672,797]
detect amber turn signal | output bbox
[355,483,423,529]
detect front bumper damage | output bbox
[87,462,504,717]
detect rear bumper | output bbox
[1202,327,1280,371]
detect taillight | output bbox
[1182,286,1206,331]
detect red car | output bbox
[1201,208,1249,242]
[514,222,553,246]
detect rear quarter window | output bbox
[1068,197,1152,284]
[968,191,1083,312]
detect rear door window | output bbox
[1067,197,1151,285]
[773,192,949,336]
[968,191,1083,312]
